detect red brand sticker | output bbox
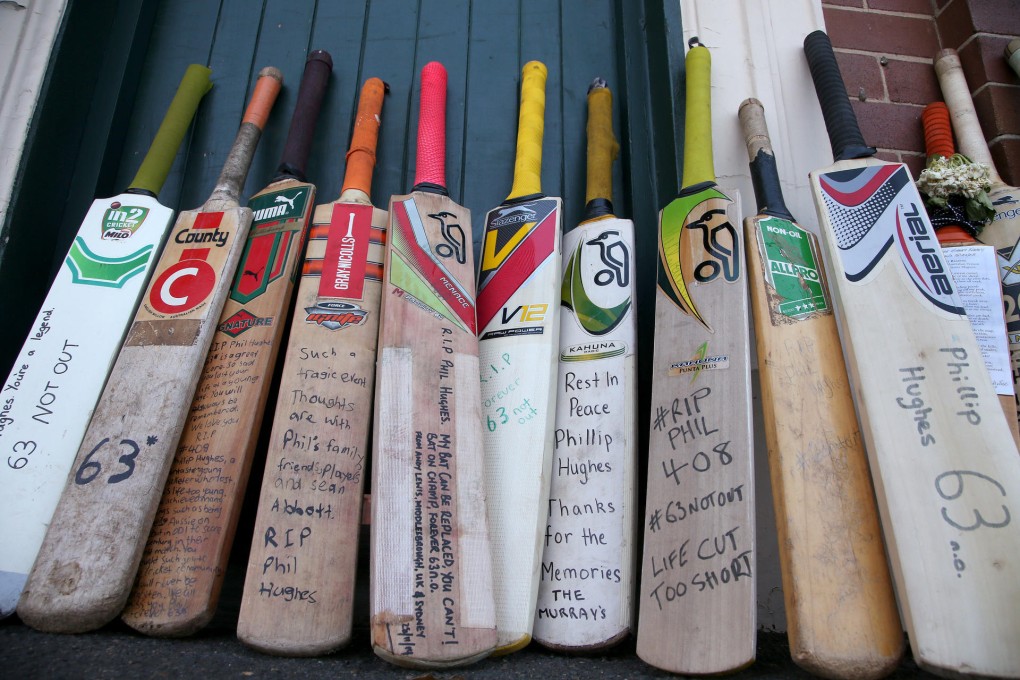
[149,250,216,315]
[193,212,223,230]
[320,203,372,300]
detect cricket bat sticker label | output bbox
[819,165,965,316]
[102,203,149,240]
[320,203,373,300]
[755,217,831,324]
[561,227,632,337]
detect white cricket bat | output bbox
[476,60,562,654]
[237,75,388,657]
[0,64,211,618]
[532,77,638,652]
[805,30,1020,677]
[16,67,283,634]
[636,38,755,675]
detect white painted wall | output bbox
[0,0,68,244]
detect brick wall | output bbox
[822,0,1020,184]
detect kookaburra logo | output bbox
[689,208,739,283]
[586,230,630,287]
[430,211,466,264]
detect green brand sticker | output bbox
[102,204,149,239]
[249,187,310,227]
[757,217,830,320]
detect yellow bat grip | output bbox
[586,81,618,205]
[682,41,715,187]
[507,61,548,200]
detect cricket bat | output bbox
[476,60,562,654]
[532,77,638,652]
[236,75,388,657]
[921,100,1020,449]
[370,61,496,668]
[738,97,904,679]
[636,38,755,675]
[0,65,211,618]
[16,67,283,634]
[804,30,1020,677]
[120,51,332,637]
[934,48,1020,441]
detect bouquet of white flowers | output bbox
[916,153,995,232]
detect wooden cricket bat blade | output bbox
[805,30,1020,679]
[370,61,497,669]
[121,52,332,637]
[739,97,904,680]
[636,39,755,675]
[16,67,283,634]
[237,75,389,657]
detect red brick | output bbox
[938,0,1020,52]
[851,99,925,151]
[836,51,885,100]
[822,0,865,6]
[900,151,928,179]
[973,84,1020,138]
[885,58,941,104]
[936,0,975,51]
[966,0,1020,39]
[824,7,939,58]
[959,35,1020,89]
[869,0,934,15]
[990,137,1020,186]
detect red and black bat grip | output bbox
[803,31,876,162]
[275,50,333,181]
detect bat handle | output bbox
[584,77,618,220]
[738,98,793,221]
[681,38,715,187]
[128,64,212,196]
[922,102,955,159]
[340,77,388,199]
[803,31,875,162]
[208,66,283,208]
[934,48,1004,184]
[413,61,448,192]
[507,61,548,201]
[275,50,333,182]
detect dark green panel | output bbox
[307,1,372,199]
[240,0,318,198]
[1,0,686,489]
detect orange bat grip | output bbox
[342,78,387,196]
[243,67,284,130]
[922,102,955,159]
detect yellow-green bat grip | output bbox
[128,64,213,195]
[586,80,618,205]
[681,41,715,187]
[507,61,548,200]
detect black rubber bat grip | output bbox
[276,50,333,181]
[803,30,875,162]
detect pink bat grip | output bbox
[414,61,448,188]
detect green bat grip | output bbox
[681,40,714,187]
[507,61,548,200]
[128,64,213,195]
